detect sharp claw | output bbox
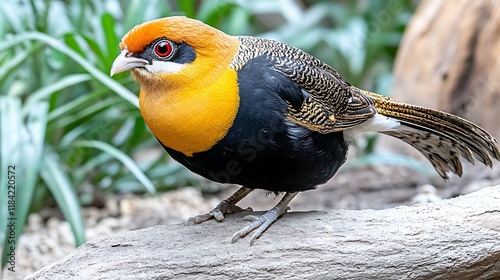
[243,215,259,222]
[231,217,265,244]
[249,233,259,246]
[230,192,298,245]
[187,187,254,225]
[213,210,224,221]
[231,231,243,244]
[186,213,210,224]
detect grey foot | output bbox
[231,206,291,245]
[186,186,254,224]
[187,204,252,224]
[231,192,297,245]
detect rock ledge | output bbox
[26,186,500,280]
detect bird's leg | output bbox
[231,192,297,246]
[187,186,253,224]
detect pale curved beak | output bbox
[110,49,149,76]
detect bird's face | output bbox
[110,36,195,78]
[110,16,239,91]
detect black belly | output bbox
[159,55,349,192]
[163,126,347,192]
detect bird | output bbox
[110,16,500,245]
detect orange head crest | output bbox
[119,16,225,53]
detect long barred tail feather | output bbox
[361,90,500,179]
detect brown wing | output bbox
[272,54,377,132]
[231,36,377,133]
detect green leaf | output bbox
[47,87,109,122]
[54,97,122,135]
[0,42,43,86]
[72,153,112,186]
[0,96,22,268]
[14,100,49,245]
[40,148,86,247]
[74,140,157,195]
[0,96,48,268]
[81,34,107,70]
[0,1,24,34]
[197,0,238,27]
[63,33,87,58]
[124,117,148,151]
[0,32,139,107]
[101,13,120,68]
[178,0,196,18]
[23,74,92,116]
[123,0,149,31]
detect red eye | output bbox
[154,40,173,58]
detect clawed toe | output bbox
[231,193,296,245]
[231,210,278,245]
[186,187,253,225]
[231,217,265,245]
[212,209,225,221]
[187,208,227,225]
[187,205,254,225]
[186,210,219,224]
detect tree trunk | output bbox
[391,0,500,140]
[26,186,500,280]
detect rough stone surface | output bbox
[25,186,500,280]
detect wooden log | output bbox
[26,186,500,280]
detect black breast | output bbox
[162,55,348,192]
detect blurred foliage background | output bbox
[0,0,417,267]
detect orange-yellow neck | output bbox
[139,68,239,156]
[137,34,240,156]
